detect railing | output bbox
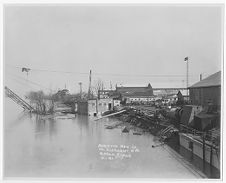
[180,124,203,136]
[180,124,220,148]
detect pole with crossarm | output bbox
[184,57,189,97]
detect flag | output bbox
[184,57,188,61]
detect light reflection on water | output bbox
[4,98,201,178]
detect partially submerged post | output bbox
[202,132,206,170]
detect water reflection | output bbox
[49,118,57,139]
[34,115,46,140]
[33,115,57,140]
[76,115,89,138]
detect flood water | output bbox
[4,98,203,179]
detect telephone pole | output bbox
[78,82,82,99]
[88,70,92,99]
[184,57,189,97]
[187,59,189,96]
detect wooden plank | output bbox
[94,110,126,121]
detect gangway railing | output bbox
[5,86,34,112]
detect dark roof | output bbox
[117,87,147,93]
[189,71,221,88]
[116,84,154,97]
[117,83,153,92]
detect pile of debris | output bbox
[103,107,179,144]
[113,107,174,136]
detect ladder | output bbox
[5,86,34,112]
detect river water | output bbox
[4,98,202,179]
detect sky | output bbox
[4,5,223,96]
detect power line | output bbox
[6,77,35,97]
[6,64,88,75]
[7,73,52,92]
[6,64,199,78]
[8,76,33,89]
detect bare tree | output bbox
[93,79,105,97]
[26,91,45,113]
[26,90,54,114]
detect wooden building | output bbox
[188,71,221,110]
[77,98,114,116]
[116,83,154,104]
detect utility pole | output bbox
[88,70,92,99]
[79,82,82,99]
[202,132,206,170]
[110,81,112,90]
[184,57,189,97]
[21,67,31,83]
[187,59,189,96]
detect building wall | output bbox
[77,98,117,116]
[126,96,155,104]
[179,133,220,170]
[98,90,116,99]
[113,100,120,107]
[97,98,113,114]
[189,86,221,107]
[77,101,88,115]
[88,99,97,115]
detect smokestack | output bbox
[200,74,202,81]
[78,82,82,99]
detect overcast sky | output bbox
[4,5,223,96]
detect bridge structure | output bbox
[152,88,189,99]
[5,86,35,112]
[152,88,187,91]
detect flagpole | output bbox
[186,58,189,97]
